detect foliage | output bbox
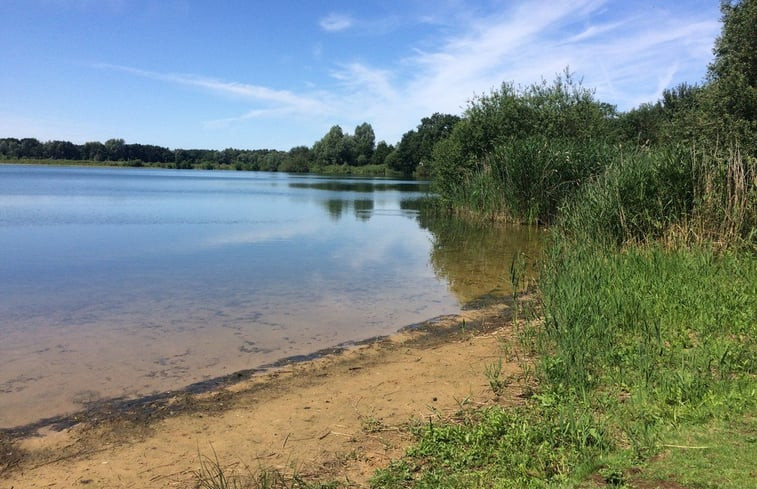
[704,0,757,151]
[386,113,460,176]
[310,123,379,168]
[431,71,617,222]
[372,403,608,488]
[0,122,385,175]
[449,136,614,223]
[557,146,755,248]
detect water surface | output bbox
[0,165,540,428]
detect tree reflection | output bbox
[322,199,375,221]
[416,212,543,304]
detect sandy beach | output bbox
[1,298,527,488]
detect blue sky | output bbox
[1,0,721,150]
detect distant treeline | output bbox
[0,113,461,176]
[2,1,753,185]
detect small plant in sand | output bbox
[195,447,334,489]
[484,358,507,396]
[195,447,249,489]
[360,414,387,433]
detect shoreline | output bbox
[1,297,526,486]
[0,313,460,438]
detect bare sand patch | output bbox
[1,299,528,488]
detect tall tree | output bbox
[388,113,460,176]
[312,125,349,166]
[371,140,394,166]
[353,122,376,165]
[104,138,126,161]
[705,0,756,150]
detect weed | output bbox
[195,447,248,489]
[483,358,507,396]
[360,415,386,434]
[195,447,339,489]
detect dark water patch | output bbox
[289,180,427,193]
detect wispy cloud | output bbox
[92,1,721,147]
[95,63,332,125]
[356,0,719,137]
[319,13,353,32]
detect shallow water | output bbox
[0,165,541,428]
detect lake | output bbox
[0,165,541,428]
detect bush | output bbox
[431,70,618,223]
[558,146,756,248]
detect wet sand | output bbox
[1,298,529,488]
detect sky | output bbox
[0,0,722,151]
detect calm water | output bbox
[0,165,541,428]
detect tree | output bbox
[705,0,756,150]
[352,122,376,165]
[104,138,126,161]
[387,130,420,175]
[20,138,43,158]
[312,125,349,166]
[279,146,312,172]
[371,140,394,166]
[43,140,80,159]
[82,141,106,161]
[388,113,461,176]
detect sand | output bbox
[1,299,528,488]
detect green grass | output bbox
[309,163,403,177]
[195,448,340,489]
[371,244,756,488]
[372,404,605,488]
[557,147,755,248]
[638,416,757,489]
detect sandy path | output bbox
[1,300,527,488]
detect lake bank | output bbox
[1,298,525,487]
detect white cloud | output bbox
[92,1,722,147]
[319,13,353,32]
[95,63,333,123]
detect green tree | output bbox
[705,0,756,151]
[388,113,460,176]
[104,138,126,161]
[353,122,376,165]
[312,125,349,166]
[279,146,312,172]
[431,71,617,220]
[371,140,394,166]
[20,138,44,158]
[387,129,421,175]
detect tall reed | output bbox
[557,145,755,249]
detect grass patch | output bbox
[636,416,757,489]
[372,243,756,488]
[371,403,607,489]
[195,447,340,489]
